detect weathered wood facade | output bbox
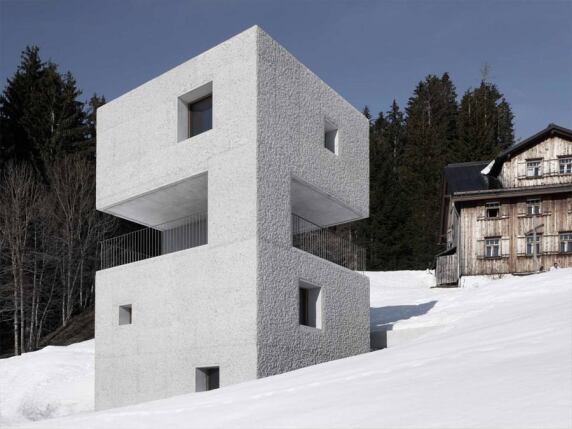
[437,124,572,285]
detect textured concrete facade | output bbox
[255,30,370,376]
[95,26,369,409]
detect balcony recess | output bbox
[100,212,207,269]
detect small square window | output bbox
[526,159,542,177]
[527,198,542,216]
[299,281,322,329]
[196,367,219,392]
[324,120,338,154]
[188,95,212,138]
[485,202,500,218]
[177,82,213,142]
[560,233,572,253]
[118,304,132,325]
[526,235,542,256]
[484,238,500,258]
[559,158,572,175]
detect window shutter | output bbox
[501,237,510,257]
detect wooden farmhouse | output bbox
[437,123,572,286]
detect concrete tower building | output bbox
[95,26,370,409]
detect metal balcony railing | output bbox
[292,214,366,272]
[100,212,207,270]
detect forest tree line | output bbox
[350,69,514,270]
[0,47,514,356]
[0,47,117,355]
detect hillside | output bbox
[1,269,571,428]
[39,308,95,348]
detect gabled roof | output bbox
[442,123,571,197]
[489,123,572,176]
[444,161,502,194]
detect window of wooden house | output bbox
[484,238,500,258]
[526,159,542,177]
[559,157,572,175]
[526,234,542,256]
[485,202,500,218]
[560,233,572,253]
[526,198,542,216]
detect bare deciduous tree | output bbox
[0,155,117,355]
[0,162,42,355]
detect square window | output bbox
[560,233,572,253]
[526,159,542,177]
[196,367,219,392]
[177,82,213,142]
[485,202,500,218]
[527,198,542,216]
[299,281,322,329]
[559,158,572,175]
[484,238,500,258]
[118,304,132,325]
[188,95,212,138]
[526,235,542,256]
[324,120,338,154]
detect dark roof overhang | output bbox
[443,161,501,194]
[451,183,572,202]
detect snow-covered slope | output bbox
[0,340,93,426]
[2,269,572,428]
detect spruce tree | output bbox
[0,46,87,176]
[354,101,409,270]
[0,46,45,171]
[458,79,515,161]
[497,99,515,151]
[85,94,106,157]
[399,73,459,268]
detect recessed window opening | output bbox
[299,281,322,329]
[188,95,212,138]
[324,119,338,154]
[485,202,500,218]
[177,82,213,142]
[118,304,132,325]
[484,237,500,258]
[527,198,542,216]
[196,367,219,392]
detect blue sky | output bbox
[1,0,571,140]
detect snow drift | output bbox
[1,269,571,428]
[0,340,93,426]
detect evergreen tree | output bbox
[0,46,44,170]
[0,46,87,177]
[355,101,409,270]
[85,94,106,157]
[458,79,515,161]
[399,73,459,268]
[497,99,515,151]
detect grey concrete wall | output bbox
[254,28,370,377]
[96,28,258,213]
[256,244,370,377]
[95,241,258,409]
[95,27,260,409]
[95,26,370,409]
